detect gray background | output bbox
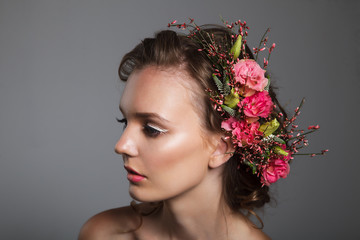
[1,0,359,239]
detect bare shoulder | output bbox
[78,205,141,240]
[241,220,271,240]
[231,214,271,240]
[247,227,271,240]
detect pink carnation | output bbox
[221,117,262,147]
[239,91,273,118]
[261,146,291,186]
[233,59,268,92]
[221,116,238,131]
[261,159,290,186]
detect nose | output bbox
[114,126,139,157]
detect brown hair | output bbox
[118,26,286,220]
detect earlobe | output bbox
[209,136,235,169]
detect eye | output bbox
[143,123,168,138]
[116,118,127,129]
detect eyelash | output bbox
[116,118,166,138]
[116,118,127,129]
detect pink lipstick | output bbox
[124,166,145,182]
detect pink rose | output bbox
[233,59,268,92]
[221,117,262,147]
[239,91,273,118]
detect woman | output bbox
[79,20,316,240]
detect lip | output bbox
[124,166,146,182]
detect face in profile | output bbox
[115,66,217,202]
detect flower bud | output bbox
[224,88,240,109]
[273,146,289,156]
[259,119,280,137]
[230,35,242,60]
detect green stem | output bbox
[255,28,270,61]
[293,153,323,156]
[284,98,306,127]
[288,129,317,140]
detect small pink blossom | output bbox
[321,149,329,155]
[263,58,269,68]
[269,43,276,53]
[308,125,320,130]
[233,59,268,91]
[239,91,273,118]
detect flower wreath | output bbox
[168,18,328,186]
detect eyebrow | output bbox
[119,106,170,123]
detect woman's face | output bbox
[115,66,217,202]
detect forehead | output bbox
[120,66,195,118]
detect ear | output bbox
[209,135,235,169]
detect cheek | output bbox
[141,131,210,193]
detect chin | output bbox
[129,190,143,202]
[129,186,155,202]
[128,186,170,203]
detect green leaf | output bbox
[223,76,231,95]
[264,76,270,91]
[212,74,224,93]
[245,161,257,174]
[272,136,286,144]
[221,105,236,117]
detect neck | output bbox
[159,166,232,240]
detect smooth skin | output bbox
[79,66,270,240]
